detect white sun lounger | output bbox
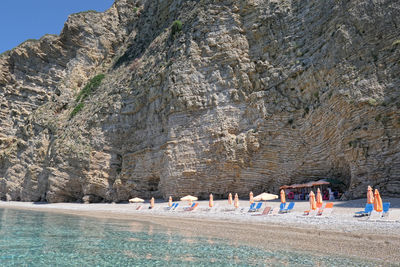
[210,206,218,213]
[316,203,334,217]
[203,205,219,213]
[368,210,383,221]
[270,207,280,215]
[302,209,318,217]
[318,208,333,217]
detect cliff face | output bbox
[0,0,399,202]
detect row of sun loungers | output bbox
[355,202,391,221]
[161,202,200,212]
[134,201,398,222]
[247,202,296,216]
[302,203,334,217]
[138,201,298,215]
[354,203,389,217]
[138,202,195,211]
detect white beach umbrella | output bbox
[180,195,198,205]
[129,197,145,203]
[180,195,198,201]
[253,193,278,201]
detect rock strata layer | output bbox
[0,0,399,202]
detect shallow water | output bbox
[0,208,378,266]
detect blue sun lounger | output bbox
[279,203,286,213]
[184,203,197,211]
[279,202,295,213]
[382,202,390,217]
[354,203,373,217]
[249,202,262,212]
[247,203,256,212]
[166,203,177,210]
[172,203,179,211]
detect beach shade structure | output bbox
[234,193,239,208]
[253,193,278,202]
[302,181,316,188]
[180,195,198,206]
[168,196,172,207]
[280,179,330,189]
[311,180,331,186]
[249,191,254,204]
[209,194,214,208]
[309,191,317,210]
[280,189,286,204]
[129,197,144,203]
[367,186,374,204]
[316,188,323,205]
[228,193,233,205]
[289,184,304,189]
[150,197,155,209]
[373,189,383,212]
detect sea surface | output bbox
[0,207,377,266]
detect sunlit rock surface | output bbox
[0,0,399,202]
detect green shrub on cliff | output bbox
[71,74,105,118]
[171,20,183,36]
[70,103,84,118]
[76,74,105,102]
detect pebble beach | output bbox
[1,198,400,265]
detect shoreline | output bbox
[1,199,400,264]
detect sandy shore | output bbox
[1,199,400,264]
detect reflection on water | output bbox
[0,208,376,266]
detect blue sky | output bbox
[0,0,114,54]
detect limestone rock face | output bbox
[0,0,399,202]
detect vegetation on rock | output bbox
[70,74,105,118]
[75,74,105,102]
[171,20,183,36]
[70,103,85,119]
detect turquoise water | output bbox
[0,208,377,266]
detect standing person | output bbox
[328,188,334,200]
[323,189,329,200]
